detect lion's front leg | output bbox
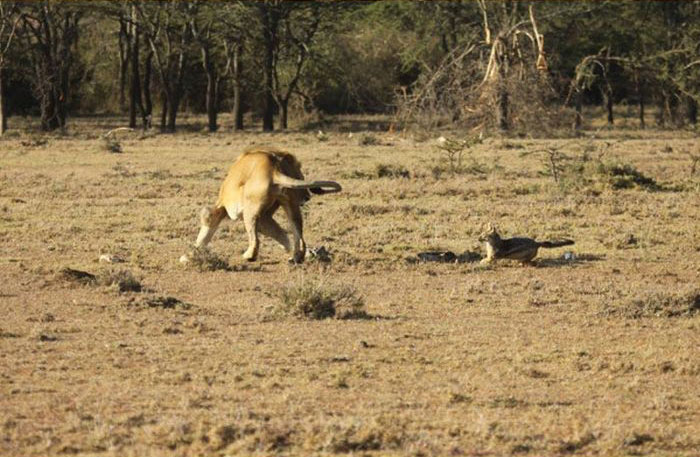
[259,215,291,253]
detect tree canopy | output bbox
[0,0,697,134]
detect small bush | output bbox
[597,162,660,190]
[277,280,367,320]
[57,267,97,285]
[358,133,379,146]
[102,136,122,153]
[317,130,329,142]
[376,164,410,178]
[340,169,373,180]
[141,295,192,310]
[604,289,700,319]
[186,247,230,272]
[350,204,391,216]
[99,269,142,292]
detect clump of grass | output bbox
[558,433,597,453]
[102,136,122,153]
[376,164,410,178]
[276,280,368,320]
[99,269,142,292]
[358,133,379,146]
[604,289,700,319]
[596,162,660,190]
[139,295,192,311]
[57,267,97,285]
[350,204,391,216]
[320,419,403,453]
[688,156,700,178]
[340,169,373,180]
[317,130,329,142]
[186,247,230,272]
[20,136,48,148]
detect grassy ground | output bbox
[0,116,698,456]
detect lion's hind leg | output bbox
[195,206,227,248]
[283,203,306,264]
[242,205,262,262]
[259,214,291,253]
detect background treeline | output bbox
[0,1,698,135]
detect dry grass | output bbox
[276,277,368,320]
[184,246,231,272]
[0,115,698,456]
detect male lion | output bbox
[188,146,341,264]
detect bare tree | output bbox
[136,2,191,133]
[273,3,320,130]
[190,2,247,132]
[229,38,244,130]
[220,2,251,131]
[20,2,82,131]
[0,1,20,134]
[257,1,280,131]
[255,1,324,131]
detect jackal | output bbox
[479,224,574,265]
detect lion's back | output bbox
[216,146,307,206]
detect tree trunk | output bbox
[496,85,508,131]
[143,49,153,128]
[41,100,59,131]
[605,89,613,125]
[260,4,278,132]
[667,93,678,125]
[40,79,61,131]
[166,92,179,133]
[573,89,583,131]
[118,18,129,113]
[160,91,168,132]
[203,47,217,132]
[232,43,243,131]
[128,14,142,129]
[206,72,217,132]
[279,98,288,130]
[637,79,645,129]
[0,68,6,135]
[494,41,508,132]
[686,96,697,125]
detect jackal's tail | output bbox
[539,239,575,248]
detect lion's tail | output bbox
[272,171,342,195]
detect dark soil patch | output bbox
[407,250,482,264]
[57,267,97,285]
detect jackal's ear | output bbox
[486,222,495,232]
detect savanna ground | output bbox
[1,113,699,457]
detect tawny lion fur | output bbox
[191,146,341,263]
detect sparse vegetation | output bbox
[102,135,122,153]
[604,289,700,319]
[435,135,483,174]
[688,152,700,177]
[1,122,699,457]
[597,162,660,190]
[98,269,142,292]
[57,267,97,285]
[541,146,568,183]
[375,163,410,178]
[358,133,379,146]
[276,279,368,320]
[184,247,230,272]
